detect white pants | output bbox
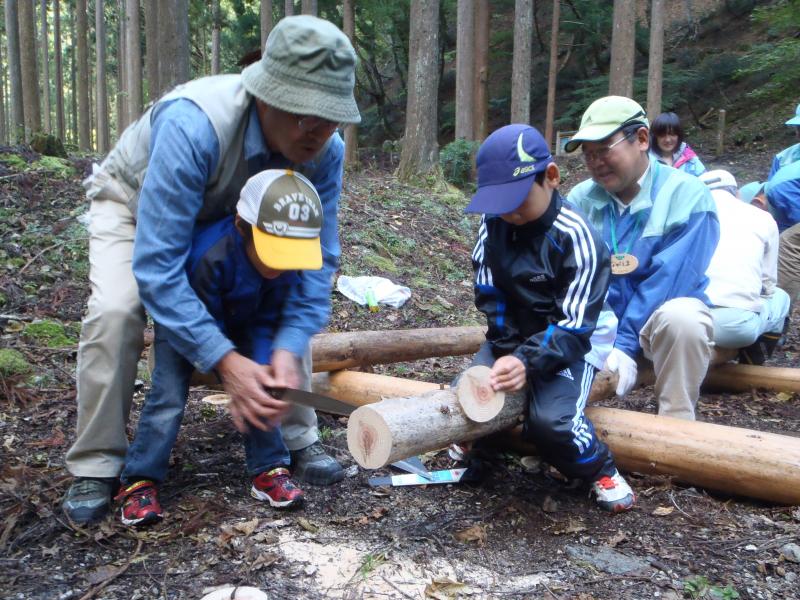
[639,297,714,421]
[65,198,318,478]
[711,289,790,349]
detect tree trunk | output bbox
[95,0,110,153]
[311,325,486,372]
[260,0,273,48]
[342,371,800,505]
[454,0,474,140]
[5,0,25,142]
[117,0,127,134]
[211,0,221,74]
[472,0,489,142]
[510,0,532,123]
[53,0,65,140]
[158,0,190,93]
[18,0,42,139]
[300,0,316,15]
[69,3,77,143]
[646,0,665,118]
[125,0,142,122]
[40,0,51,133]
[342,0,358,167]
[397,0,440,180]
[143,0,159,101]
[0,31,6,143]
[608,0,636,97]
[544,0,560,148]
[75,0,90,149]
[284,0,293,17]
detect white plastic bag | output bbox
[336,275,411,309]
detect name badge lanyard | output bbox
[608,207,642,275]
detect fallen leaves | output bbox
[453,523,487,545]
[425,576,471,599]
[652,506,675,517]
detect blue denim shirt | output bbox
[132,99,343,373]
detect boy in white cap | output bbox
[464,124,634,514]
[566,96,719,421]
[64,15,359,524]
[116,170,323,527]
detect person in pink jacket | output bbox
[649,112,706,177]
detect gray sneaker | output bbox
[290,442,344,485]
[62,477,118,525]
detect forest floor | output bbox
[1,131,799,600]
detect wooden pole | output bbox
[310,326,486,372]
[717,109,726,155]
[338,370,800,505]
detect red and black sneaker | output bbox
[115,480,163,527]
[251,467,305,508]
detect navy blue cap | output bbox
[464,124,553,214]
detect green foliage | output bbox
[0,349,32,378]
[23,320,76,348]
[0,154,28,171]
[32,156,77,179]
[683,575,740,599]
[736,0,800,102]
[358,551,387,578]
[439,139,479,188]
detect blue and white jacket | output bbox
[769,142,800,180]
[184,216,300,365]
[649,142,706,177]
[765,160,800,233]
[472,191,617,373]
[568,158,719,359]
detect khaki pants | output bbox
[778,222,800,308]
[65,197,318,478]
[639,297,714,421]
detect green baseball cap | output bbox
[241,15,361,124]
[564,96,649,153]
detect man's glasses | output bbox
[297,115,341,134]
[581,130,637,165]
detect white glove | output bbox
[604,348,638,397]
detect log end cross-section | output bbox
[456,365,505,422]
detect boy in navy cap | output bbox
[464,124,635,513]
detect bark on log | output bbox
[310,326,486,372]
[339,370,800,505]
[346,385,526,469]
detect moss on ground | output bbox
[23,320,76,347]
[0,349,32,377]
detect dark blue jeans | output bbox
[121,324,290,485]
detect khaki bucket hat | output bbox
[242,15,361,124]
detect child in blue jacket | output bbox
[116,170,323,526]
[464,124,634,514]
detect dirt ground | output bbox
[1,132,799,600]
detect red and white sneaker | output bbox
[115,480,163,527]
[591,470,636,514]
[251,468,305,508]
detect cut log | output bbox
[311,370,444,408]
[310,326,486,372]
[346,385,526,469]
[338,370,800,505]
[702,363,800,394]
[455,365,505,422]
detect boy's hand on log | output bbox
[489,356,526,392]
[216,351,290,432]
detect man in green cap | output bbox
[566,96,720,421]
[63,15,360,525]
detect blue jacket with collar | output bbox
[183,216,300,365]
[765,159,800,233]
[567,158,719,359]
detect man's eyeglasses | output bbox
[297,115,341,134]
[581,130,637,165]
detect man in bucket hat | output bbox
[63,15,359,525]
[566,96,719,422]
